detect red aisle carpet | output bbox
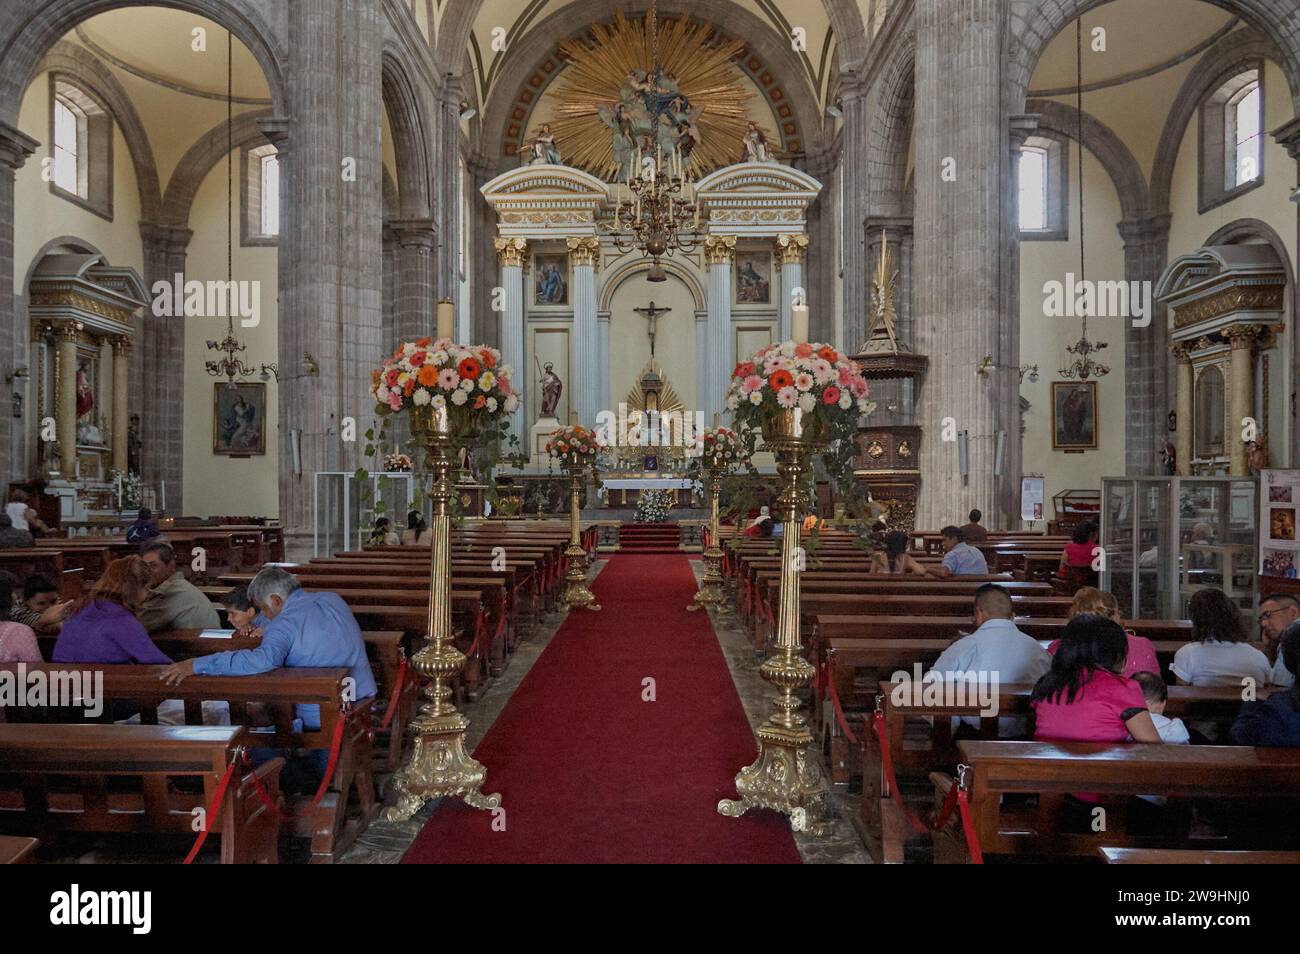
[401,554,801,864]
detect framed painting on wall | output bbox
[734,251,771,304]
[533,253,569,306]
[213,382,267,456]
[1051,381,1098,450]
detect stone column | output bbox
[775,234,809,341]
[1172,344,1193,475]
[111,336,130,473]
[864,216,914,423]
[838,77,870,353]
[466,155,499,347]
[435,79,464,304]
[0,121,39,482]
[138,222,192,511]
[704,235,736,423]
[56,322,79,477]
[597,309,611,415]
[495,236,528,438]
[277,0,384,540]
[1117,213,1173,474]
[382,224,399,343]
[1271,117,1300,466]
[567,236,600,424]
[913,0,1012,528]
[804,148,838,345]
[390,217,436,340]
[1225,325,1258,476]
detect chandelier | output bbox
[1058,17,1109,382]
[601,0,702,282]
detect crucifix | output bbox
[633,301,671,357]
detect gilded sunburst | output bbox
[541,10,764,181]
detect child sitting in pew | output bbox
[220,585,262,637]
[1132,672,1189,744]
[6,574,67,635]
[0,575,40,663]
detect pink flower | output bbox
[387,391,403,410]
[794,343,814,358]
[410,351,427,367]
[776,386,798,409]
[850,377,870,398]
[743,374,764,393]
[385,368,401,387]
[438,368,460,390]
[822,385,842,405]
[838,366,853,386]
[794,372,815,392]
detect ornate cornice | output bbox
[0,120,39,171]
[1172,283,1285,329]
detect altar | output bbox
[597,476,700,509]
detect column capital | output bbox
[1171,342,1193,362]
[56,320,83,343]
[1223,323,1261,349]
[390,217,436,252]
[256,116,291,155]
[139,221,194,254]
[0,120,39,172]
[1008,114,1041,150]
[566,235,600,268]
[1116,213,1172,249]
[494,236,528,268]
[1270,117,1300,160]
[704,234,736,266]
[112,335,132,356]
[865,215,913,239]
[774,233,809,265]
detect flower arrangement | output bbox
[383,452,412,472]
[544,424,605,467]
[635,489,672,523]
[371,337,518,428]
[725,341,872,438]
[699,426,746,467]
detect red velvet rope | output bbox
[379,657,408,732]
[957,788,985,864]
[182,755,239,864]
[240,709,351,823]
[871,711,960,835]
[826,671,859,745]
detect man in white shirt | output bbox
[931,584,1051,682]
[1257,593,1299,688]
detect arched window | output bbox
[49,77,113,218]
[1019,146,1048,230]
[1199,67,1263,210]
[1019,136,1067,240]
[241,144,279,244]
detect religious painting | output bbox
[1270,508,1296,541]
[1051,381,1098,450]
[1271,485,1293,503]
[74,352,105,447]
[533,254,569,306]
[213,382,266,456]
[735,252,771,305]
[1262,548,1298,579]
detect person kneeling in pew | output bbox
[159,567,377,791]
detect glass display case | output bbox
[1101,475,1257,620]
[313,471,419,556]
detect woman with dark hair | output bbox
[1231,629,1300,746]
[400,511,431,546]
[1057,521,1099,584]
[1032,613,1161,744]
[1171,588,1271,687]
[873,530,928,576]
[0,576,41,663]
[50,556,171,664]
[367,516,399,547]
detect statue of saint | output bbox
[526,124,563,165]
[741,121,772,163]
[127,413,142,474]
[539,362,563,419]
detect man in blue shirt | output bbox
[929,525,988,577]
[159,567,376,729]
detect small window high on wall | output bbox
[48,77,112,219]
[1018,136,1068,241]
[241,144,280,244]
[1200,67,1263,211]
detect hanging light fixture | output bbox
[206,28,275,385]
[601,0,702,281]
[1059,16,1110,381]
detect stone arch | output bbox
[1026,98,1151,220]
[865,30,915,218]
[1005,0,1300,116]
[599,255,706,312]
[36,40,162,222]
[1149,28,1285,215]
[821,0,869,73]
[0,0,289,128]
[159,108,272,228]
[382,46,433,218]
[476,0,826,175]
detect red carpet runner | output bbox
[401,554,801,864]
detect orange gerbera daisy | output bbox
[479,349,497,369]
[417,364,439,387]
[769,369,794,390]
[458,356,482,380]
[818,345,838,363]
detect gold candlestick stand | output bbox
[717,409,831,835]
[689,461,726,609]
[560,456,601,611]
[385,406,501,820]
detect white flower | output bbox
[798,392,817,413]
[748,391,763,406]
[838,390,852,410]
[776,386,798,409]
[479,371,496,391]
[504,394,519,413]
[811,359,834,384]
[430,350,448,365]
[727,394,742,410]
[779,341,795,357]
[432,394,447,409]
[412,388,431,406]
[460,378,475,392]
[486,397,498,413]
[376,385,390,402]
[451,388,469,406]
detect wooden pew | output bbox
[0,835,37,863]
[931,740,1300,863]
[1099,847,1300,864]
[1,663,375,864]
[0,723,282,864]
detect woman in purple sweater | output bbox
[52,556,171,665]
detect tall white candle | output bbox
[792,305,810,343]
[436,299,454,340]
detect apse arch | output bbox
[159,109,273,229]
[598,254,706,312]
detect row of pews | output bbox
[719,525,1300,863]
[0,519,592,864]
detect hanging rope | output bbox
[1075,17,1087,345]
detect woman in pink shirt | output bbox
[0,577,41,663]
[1046,586,1159,677]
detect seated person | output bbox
[125,507,160,545]
[220,584,263,636]
[873,530,928,576]
[0,513,34,548]
[136,540,221,634]
[1046,586,1159,678]
[159,567,377,730]
[743,507,772,538]
[1257,593,1299,689]
[367,516,399,547]
[1132,671,1189,744]
[1057,520,1099,585]
[401,511,432,546]
[5,489,47,538]
[8,575,68,634]
[1231,629,1300,747]
[0,576,41,663]
[1171,588,1271,688]
[960,508,989,544]
[928,525,988,578]
[51,556,171,664]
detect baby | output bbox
[1132,672,1189,743]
